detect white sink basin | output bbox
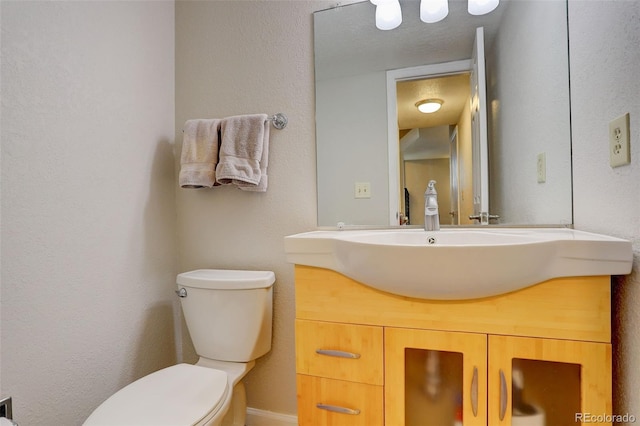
[284,228,632,300]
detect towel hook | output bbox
[269,113,288,130]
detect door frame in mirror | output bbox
[386,60,472,225]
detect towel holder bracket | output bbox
[182,113,288,132]
[269,113,288,130]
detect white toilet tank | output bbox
[177,269,275,363]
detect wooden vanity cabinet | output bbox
[294,265,613,426]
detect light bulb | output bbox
[371,0,402,30]
[420,0,449,24]
[468,0,499,16]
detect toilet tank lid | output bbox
[177,269,275,290]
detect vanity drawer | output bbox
[295,319,383,385]
[297,374,383,426]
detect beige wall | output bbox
[568,0,640,419]
[175,0,324,415]
[1,1,176,424]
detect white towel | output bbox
[179,119,221,188]
[216,114,269,190]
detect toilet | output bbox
[84,269,275,426]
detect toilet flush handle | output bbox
[175,288,188,298]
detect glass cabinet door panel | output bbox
[386,328,487,426]
[405,349,463,426]
[488,335,612,426]
[511,358,580,425]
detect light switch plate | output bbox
[354,182,371,199]
[537,152,546,183]
[609,113,631,167]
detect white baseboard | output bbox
[246,407,298,426]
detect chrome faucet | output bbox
[424,180,440,231]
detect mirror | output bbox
[314,0,573,227]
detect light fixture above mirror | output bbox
[371,0,402,30]
[420,0,449,23]
[371,0,499,28]
[468,0,499,16]
[415,98,444,113]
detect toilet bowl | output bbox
[84,363,229,426]
[84,269,275,426]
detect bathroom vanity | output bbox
[287,229,632,425]
[294,265,610,425]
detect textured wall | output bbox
[568,0,640,420]
[1,2,177,424]
[487,0,573,225]
[175,0,324,416]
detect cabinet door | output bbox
[488,335,612,425]
[385,327,488,426]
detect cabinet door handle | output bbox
[499,369,508,421]
[315,349,361,359]
[471,366,479,417]
[316,403,361,415]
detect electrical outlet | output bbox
[537,152,546,183]
[609,113,631,167]
[354,182,371,199]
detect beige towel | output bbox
[179,119,221,188]
[237,120,270,192]
[216,114,269,188]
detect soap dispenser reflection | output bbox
[424,180,440,231]
[423,350,441,400]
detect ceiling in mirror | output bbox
[314,0,505,81]
[397,73,470,129]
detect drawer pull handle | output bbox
[471,366,479,417]
[499,369,507,421]
[315,349,361,359]
[316,403,361,415]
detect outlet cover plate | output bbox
[609,113,631,167]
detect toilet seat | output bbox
[84,363,229,426]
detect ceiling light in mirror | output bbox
[416,98,444,113]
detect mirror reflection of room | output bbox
[314,0,573,227]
